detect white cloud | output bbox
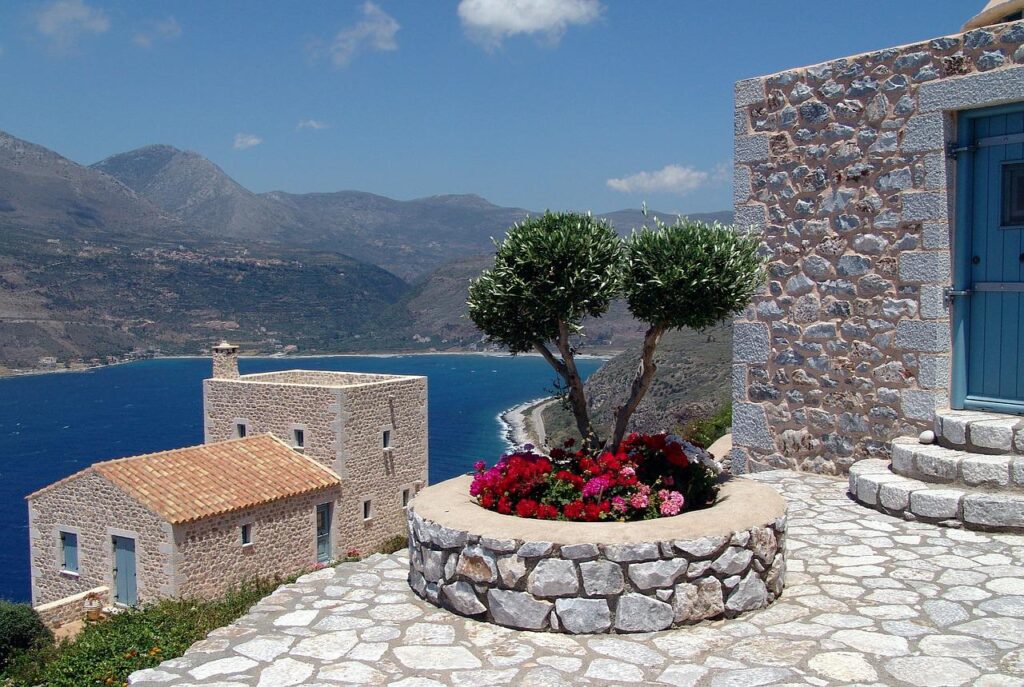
[297,119,329,130]
[233,133,263,150]
[133,16,182,48]
[327,2,399,68]
[458,0,602,48]
[35,0,109,53]
[607,165,711,196]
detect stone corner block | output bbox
[732,402,776,451]
[895,320,951,353]
[735,134,771,163]
[733,322,770,365]
[899,251,951,284]
[901,112,946,152]
[920,64,1024,112]
[735,77,767,107]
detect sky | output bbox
[0,0,983,215]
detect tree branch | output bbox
[611,323,665,450]
[533,341,567,377]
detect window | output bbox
[235,423,247,439]
[362,499,373,520]
[402,488,412,508]
[60,531,78,573]
[1002,162,1024,228]
[241,523,252,546]
[382,430,392,449]
[293,428,305,449]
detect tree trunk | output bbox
[555,322,593,447]
[611,324,665,451]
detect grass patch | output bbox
[2,577,285,687]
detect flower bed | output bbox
[471,434,721,522]
[407,475,787,634]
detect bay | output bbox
[0,354,602,602]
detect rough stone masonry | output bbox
[731,21,1024,475]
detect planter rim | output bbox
[410,475,786,546]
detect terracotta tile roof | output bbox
[28,435,340,524]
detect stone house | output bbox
[731,2,1024,528]
[27,344,428,624]
[27,435,341,623]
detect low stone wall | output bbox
[406,476,787,634]
[35,586,108,629]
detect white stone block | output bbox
[960,455,1011,487]
[910,489,963,519]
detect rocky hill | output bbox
[541,324,734,443]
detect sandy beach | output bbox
[499,396,558,448]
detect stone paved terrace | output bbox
[130,471,1024,687]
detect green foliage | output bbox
[467,212,623,353]
[624,219,765,331]
[1,578,284,687]
[0,601,51,672]
[377,534,408,554]
[682,403,733,449]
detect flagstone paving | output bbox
[129,471,1024,686]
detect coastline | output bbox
[498,396,557,449]
[1,350,613,381]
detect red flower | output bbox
[515,499,539,518]
[583,502,604,522]
[537,504,559,520]
[497,496,512,515]
[563,500,585,520]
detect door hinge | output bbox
[947,141,976,159]
[944,286,971,304]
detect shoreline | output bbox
[498,396,557,449]
[0,350,614,381]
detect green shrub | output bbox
[682,403,732,449]
[1,577,284,687]
[0,601,52,671]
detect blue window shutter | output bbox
[61,532,78,573]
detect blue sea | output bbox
[0,354,602,602]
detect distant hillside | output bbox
[542,325,734,444]
[0,133,417,368]
[0,129,735,369]
[0,133,183,243]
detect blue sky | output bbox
[0,1,980,214]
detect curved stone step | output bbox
[849,458,1024,531]
[889,437,1024,490]
[934,409,1024,455]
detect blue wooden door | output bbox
[113,536,138,606]
[957,105,1024,413]
[315,503,331,563]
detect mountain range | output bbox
[0,129,731,369]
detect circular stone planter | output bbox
[406,475,787,634]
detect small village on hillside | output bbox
[2,1,1024,686]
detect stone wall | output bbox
[732,21,1024,474]
[172,488,341,599]
[407,509,786,634]
[406,480,787,634]
[34,586,107,629]
[28,471,173,606]
[204,373,428,558]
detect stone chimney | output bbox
[964,0,1024,30]
[212,341,239,379]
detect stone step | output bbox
[934,409,1024,456]
[889,437,1024,490]
[849,458,1024,531]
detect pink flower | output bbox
[629,491,649,510]
[657,489,685,516]
[621,466,635,479]
[582,475,612,498]
[611,496,627,513]
[474,460,486,472]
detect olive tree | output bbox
[467,212,622,442]
[613,218,765,449]
[469,212,764,452]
